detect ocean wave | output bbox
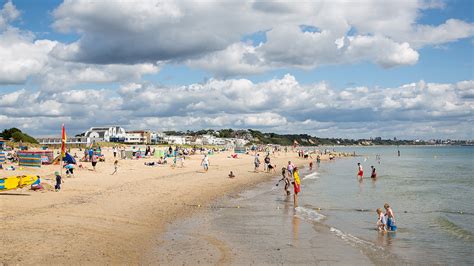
[436,217,474,242]
[330,227,383,251]
[302,172,320,180]
[295,206,326,222]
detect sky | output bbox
[0,0,473,139]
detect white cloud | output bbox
[1,75,472,139]
[49,0,474,76]
[0,27,57,84]
[0,0,19,30]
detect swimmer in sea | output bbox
[370,166,377,178]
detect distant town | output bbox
[1,127,471,147]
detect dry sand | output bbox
[0,148,324,264]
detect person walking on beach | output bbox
[264,155,270,172]
[91,152,98,171]
[55,171,62,192]
[278,167,291,196]
[357,163,364,178]
[254,154,261,172]
[293,167,301,207]
[113,146,118,158]
[201,154,209,172]
[88,148,94,162]
[111,160,118,175]
[287,161,294,178]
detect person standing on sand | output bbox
[201,154,209,172]
[264,155,270,172]
[293,167,301,207]
[113,146,118,158]
[91,152,98,171]
[111,160,118,175]
[254,154,260,172]
[55,171,62,192]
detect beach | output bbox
[1,148,334,264]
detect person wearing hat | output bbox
[55,171,62,192]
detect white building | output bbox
[80,126,127,142]
[164,136,187,145]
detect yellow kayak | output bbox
[0,175,39,191]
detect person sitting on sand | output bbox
[384,203,397,231]
[228,171,235,178]
[370,166,377,178]
[376,208,387,232]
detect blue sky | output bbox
[0,0,473,138]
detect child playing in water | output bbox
[278,167,291,196]
[376,208,387,232]
[384,203,397,231]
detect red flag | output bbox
[61,124,67,158]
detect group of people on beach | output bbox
[276,161,301,207]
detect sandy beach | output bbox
[0,148,327,264]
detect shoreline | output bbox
[145,161,374,265]
[1,148,340,264]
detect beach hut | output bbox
[17,151,42,168]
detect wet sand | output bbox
[1,148,329,264]
[146,176,373,265]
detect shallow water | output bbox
[301,146,474,264]
[151,146,473,265]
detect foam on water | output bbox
[295,206,326,222]
[303,172,320,180]
[330,227,383,252]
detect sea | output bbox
[151,146,474,265]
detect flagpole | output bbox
[60,124,63,177]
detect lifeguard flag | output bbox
[61,124,67,158]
